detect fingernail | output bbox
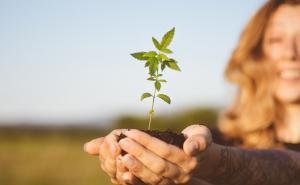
[122,129,130,136]
[119,138,130,150]
[124,155,135,168]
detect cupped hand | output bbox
[118,124,215,184]
[84,129,139,185]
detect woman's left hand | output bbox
[118,124,214,184]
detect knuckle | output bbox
[160,147,172,159]
[152,161,167,174]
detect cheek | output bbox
[265,46,283,61]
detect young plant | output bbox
[130,27,181,130]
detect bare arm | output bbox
[202,144,300,185]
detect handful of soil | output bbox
[119,130,185,155]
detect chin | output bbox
[275,89,300,104]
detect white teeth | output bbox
[279,70,300,79]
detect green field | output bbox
[0,107,218,185]
[0,127,112,185]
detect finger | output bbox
[104,129,125,158]
[99,136,121,178]
[116,156,128,185]
[123,129,194,171]
[116,155,138,185]
[183,134,212,157]
[98,129,126,178]
[181,124,211,139]
[119,137,190,183]
[103,157,118,178]
[122,154,173,185]
[84,137,104,155]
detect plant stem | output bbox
[147,68,159,130]
[148,88,156,130]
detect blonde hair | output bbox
[218,0,300,148]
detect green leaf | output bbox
[147,77,155,81]
[159,79,167,83]
[166,59,181,71]
[152,37,161,50]
[157,53,169,61]
[144,61,151,67]
[160,27,175,49]
[140,92,152,101]
[131,52,148,61]
[149,58,158,76]
[143,51,157,58]
[157,94,171,104]
[161,63,166,71]
[155,81,161,91]
[161,48,173,54]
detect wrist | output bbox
[194,143,221,179]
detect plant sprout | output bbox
[130,27,181,130]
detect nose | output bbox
[285,36,300,62]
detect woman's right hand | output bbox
[84,129,139,185]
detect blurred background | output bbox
[0,0,266,185]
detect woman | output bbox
[84,0,300,184]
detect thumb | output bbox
[183,134,212,156]
[181,125,212,156]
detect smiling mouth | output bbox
[278,69,300,81]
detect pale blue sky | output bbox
[0,0,266,124]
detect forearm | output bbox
[199,144,300,185]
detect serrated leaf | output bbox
[147,77,155,81]
[161,48,173,54]
[160,27,175,49]
[166,59,181,71]
[159,79,167,83]
[131,52,148,61]
[140,92,152,101]
[144,61,151,67]
[155,81,161,91]
[152,37,161,50]
[157,94,171,104]
[143,51,157,58]
[157,53,169,61]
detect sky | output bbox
[0,0,266,125]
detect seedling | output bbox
[131,27,181,130]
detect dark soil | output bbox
[119,130,185,155]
